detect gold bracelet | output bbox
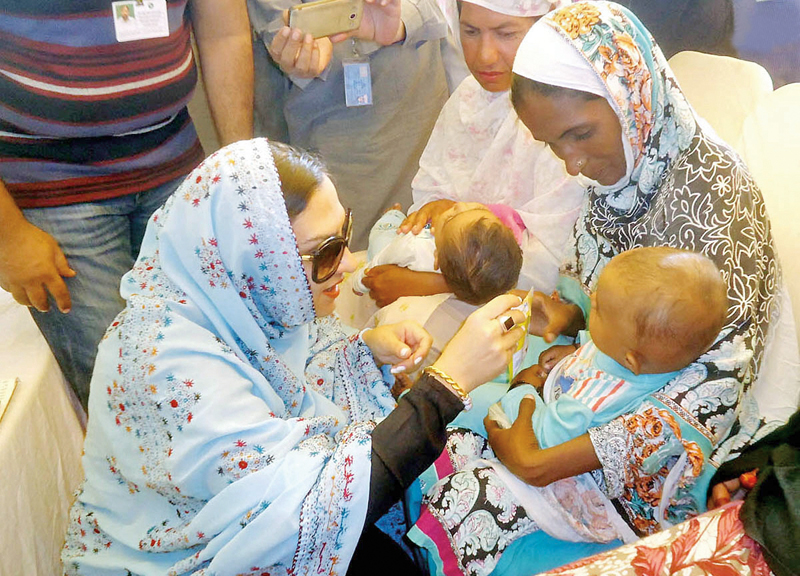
[424,366,473,411]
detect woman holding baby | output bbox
[361,0,584,306]
[407,2,799,575]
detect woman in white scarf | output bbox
[361,0,584,306]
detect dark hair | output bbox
[269,141,329,219]
[437,215,523,305]
[510,73,602,110]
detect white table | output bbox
[0,290,85,575]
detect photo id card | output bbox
[112,0,169,43]
[343,60,373,107]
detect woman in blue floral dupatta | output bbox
[406,3,799,574]
[61,139,528,575]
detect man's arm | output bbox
[191,0,254,146]
[0,180,75,312]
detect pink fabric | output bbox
[413,507,465,576]
[486,203,527,245]
[434,447,457,479]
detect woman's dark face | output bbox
[515,90,627,186]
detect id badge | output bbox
[343,59,373,107]
[112,0,170,43]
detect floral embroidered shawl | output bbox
[515,2,795,535]
[62,139,396,575]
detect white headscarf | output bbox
[462,0,568,18]
[513,22,608,96]
[512,18,635,189]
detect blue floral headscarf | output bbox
[63,139,395,575]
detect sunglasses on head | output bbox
[300,208,352,283]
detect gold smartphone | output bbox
[288,0,364,39]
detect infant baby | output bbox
[493,245,729,448]
[352,204,523,305]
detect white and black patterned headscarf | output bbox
[514,2,785,534]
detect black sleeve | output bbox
[366,373,464,525]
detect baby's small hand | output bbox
[510,364,547,393]
[384,203,403,215]
[539,343,579,373]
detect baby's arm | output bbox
[497,371,595,450]
[509,364,547,393]
[532,394,596,449]
[366,209,408,261]
[353,210,407,295]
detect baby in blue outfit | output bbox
[490,246,729,448]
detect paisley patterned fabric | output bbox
[61,139,396,575]
[515,1,793,536]
[409,429,628,576]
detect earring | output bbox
[576,159,585,169]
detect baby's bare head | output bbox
[596,247,728,372]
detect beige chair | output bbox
[668,50,773,154]
[738,82,800,419]
[739,83,800,332]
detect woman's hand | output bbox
[269,27,333,78]
[399,200,456,235]
[361,265,448,307]
[528,291,585,343]
[485,395,543,482]
[485,396,602,486]
[538,343,579,373]
[432,293,526,394]
[362,320,432,374]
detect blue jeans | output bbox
[22,178,183,408]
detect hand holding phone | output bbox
[287,0,404,45]
[288,0,364,39]
[353,0,404,45]
[269,0,402,79]
[269,27,333,79]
